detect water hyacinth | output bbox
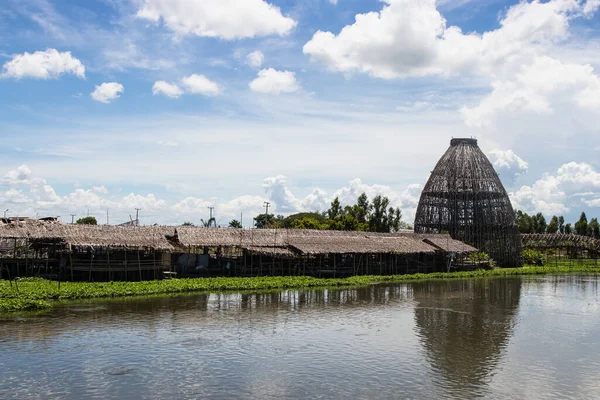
[1,262,600,312]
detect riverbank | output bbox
[2,264,600,312]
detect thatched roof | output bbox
[0,220,477,255]
[421,234,478,253]
[243,246,294,257]
[172,228,459,255]
[0,220,173,251]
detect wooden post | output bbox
[88,249,93,282]
[69,251,74,281]
[137,249,142,281]
[107,249,112,281]
[124,250,128,281]
[153,251,157,280]
[13,238,17,277]
[25,237,29,276]
[333,254,336,278]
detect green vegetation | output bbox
[516,210,600,238]
[254,192,410,232]
[3,264,600,312]
[76,216,97,225]
[466,251,495,266]
[228,219,242,228]
[522,249,546,266]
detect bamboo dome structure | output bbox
[414,138,522,267]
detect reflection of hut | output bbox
[414,138,522,267]
[412,278,522,396]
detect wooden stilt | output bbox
[137,250,142,281]
[69,250,74,282]
[107,249,112,281]
[88,249,93,282]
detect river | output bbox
[1,275,599,399]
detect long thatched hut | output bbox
[0,220,478,281]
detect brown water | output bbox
[1,275,599,399]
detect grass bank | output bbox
[2,264,600,312]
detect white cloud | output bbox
[303,0,584,79]
[0,164,425,225]
[91,82,124,103]
[510,162,600,215]
[2,165,35,185]
[263,175,301,213]
[584,0,600,16]
[249,68,301,94]
[396,101,436,113]
[488,149,528,181]
[462,56,600,128]
[136,0,296,40]
[246,50,265,68]
[181,74,222,96]
[302,188,329,212]
[0,48,85,79]
[156,141,179,147]
[152,81,184,98]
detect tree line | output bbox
[516,210,600,238]
[239,193,408,233]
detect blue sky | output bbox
[1,0,600,226]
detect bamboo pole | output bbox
[138,249,142,281]
[153,251,157,280]
[88,250,93,282]
[69,250,74,281]
[25,237,29,276]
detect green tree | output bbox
[327,197,343,220]
[201,217,216,227]
[229,219,242,228]
[281,212,328,228]
[574,212,588,235]
[588,218,600,238]
[367,195,402,233]
[356,192,371,223]
[254,213,275,229]
[565,223,573,234]
[533,212,547,234]
[558,216,565,233]
[76,216,97,225]
[290,217,327,230]
[546,216,559,234]
[182,221,194,226]
[516,210,532,234]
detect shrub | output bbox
[522,249,546,266]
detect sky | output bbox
[1,0,600,227]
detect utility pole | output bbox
[4,209,9,219]
[106,210,109,225]
[263,201,271,215]
[70,214,76,224]
[208,207,214,220]
[135,208,141,226]
[240,212,243,228]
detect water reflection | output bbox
[1,276,599,399]
[412,279,522,398]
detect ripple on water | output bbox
[0,277,599,399]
